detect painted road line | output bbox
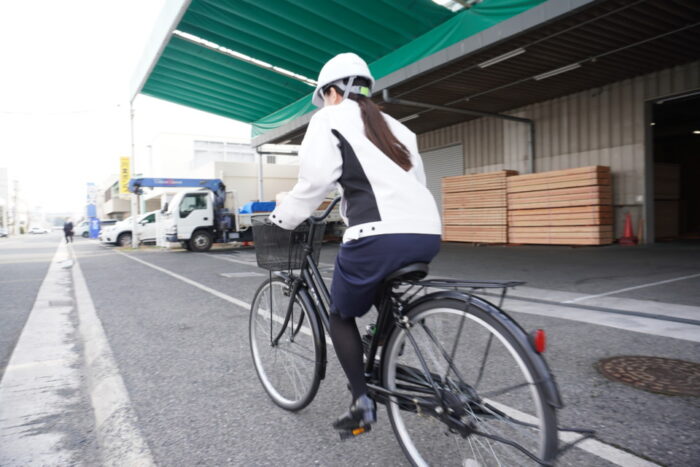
[220,272,266,278]
[115,250,665,466]
[71,246,155,467]
[119,251,331,345]
[562,272,700,303]
[205,253,334,282]
[205,253,257,267]
[118,250,250,310]
[478,290,700,326]
[0,242,82,466]
[486,400,661,467]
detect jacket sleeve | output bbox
[269,112,342,230]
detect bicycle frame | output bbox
[267,198,593,464]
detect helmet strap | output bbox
[342,76,355,100]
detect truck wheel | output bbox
[189,230,212,252]
[117,232,132,247]
[82,232,89,238]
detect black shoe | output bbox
[332,394,376,431]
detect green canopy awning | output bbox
[137,0,546,138]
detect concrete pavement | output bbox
[1,236,698,465]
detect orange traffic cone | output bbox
[619,212,638,246]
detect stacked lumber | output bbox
[442,170,518,243]
[507,166,613,245]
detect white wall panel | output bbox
[422,145,464,210]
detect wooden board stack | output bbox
[442,170,518,243]
[507,166,613,245]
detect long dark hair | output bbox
[324,78,412,171]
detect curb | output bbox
[70,245,156,467]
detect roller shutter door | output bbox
[422,145,464,211]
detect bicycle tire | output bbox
[249,277,325,411]
[382,296,558,466]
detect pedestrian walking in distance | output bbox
[63,219,74,243]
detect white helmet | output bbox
[312,53,375,107]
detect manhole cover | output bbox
[596,356,700,397]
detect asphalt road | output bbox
[2,235,699,466]
[0,232,56,381]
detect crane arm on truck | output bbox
[128,178,227,209]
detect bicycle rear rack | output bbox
[396,278,524,308]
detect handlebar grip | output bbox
[309,196,341,223]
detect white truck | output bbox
[129,177,341,252]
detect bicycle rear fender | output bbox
[404,290,564,409]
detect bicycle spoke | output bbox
[419,319,470,393]
[474,333,494,391]
[479,381,533,400]
[271,345,317,363]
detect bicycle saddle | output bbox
[383,262,429,285]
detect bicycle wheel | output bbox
[249,277,324,411]
[382,297,558,466]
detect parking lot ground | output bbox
[77,239,699,466]
[2,236,699,466]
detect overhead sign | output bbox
[119,157,131,195]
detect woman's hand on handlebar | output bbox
[309,196,341,224]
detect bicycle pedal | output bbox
[338,424,372,441]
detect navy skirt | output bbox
[330,234,441,319]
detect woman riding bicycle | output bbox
[269,52,441,431]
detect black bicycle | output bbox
[249,198,591,466]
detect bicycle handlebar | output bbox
[309,196,341,224]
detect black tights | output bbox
[329,313,367,400]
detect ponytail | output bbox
[324,79,413,171]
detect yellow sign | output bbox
[119,157,131,195]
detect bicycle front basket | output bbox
[251,217,325,271]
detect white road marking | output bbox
[486,400,661,467]
[220,272,266,278]
[117,250,251,310]
[562,272,700,303]
[71,246,155,466]
[205,253,257,267]
[0,242,81,466]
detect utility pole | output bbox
[130,102,139,248]
[13,180,18,235]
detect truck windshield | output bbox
[179,193,208,218]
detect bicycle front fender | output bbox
[404,290,564,409]
[295,287,328,381]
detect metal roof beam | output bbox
[381,89,531,124]
[382,89,537,173]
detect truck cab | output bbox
[164,190,220,252]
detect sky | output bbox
[0,1,251,215]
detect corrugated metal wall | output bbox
[418,60,700,240]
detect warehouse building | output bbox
[131,0,700,244]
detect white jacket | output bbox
[269,99,441,243]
